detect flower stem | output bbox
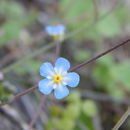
[0,86,38,106]
[112,107,130,130]
[55,41,62,59]
[70,38,130,72]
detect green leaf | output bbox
[0,1,37,46]
[66,91,80,102]
[63,103,80,119]
[79,112,94,130]
[50,106,62,117]
[82,100,97,117]
[111,62,130,89]
[0,21,21,44]
[93,55,114,86]
[0,1,25,21]
[107,84,125,98]
[59,119,75,130]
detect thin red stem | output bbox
[1,38,130,106]
[12,86,38,101]
[0,86,38,106]
[70,39,130,72]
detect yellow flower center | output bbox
[53,74,62,83]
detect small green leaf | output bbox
[82,100,97,117]
[50,106,62,117]
[63,103,80,119]
[111,62,130,89]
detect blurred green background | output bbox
[0,0,130,130]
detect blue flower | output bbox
[45,24,65,36]
[38,57,80,99]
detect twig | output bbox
[29,95,46,130]
[11,86,38,102]
[1,38,130,107]
[69,38,130,72]
[112,107,130,130]
[0,86,38,106]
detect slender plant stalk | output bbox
[1,38,130,107]
[55,41,62,58]
[70,38,130,72]
[11,86,38,101]
[0,86,38,106]
[112,107,130,130]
